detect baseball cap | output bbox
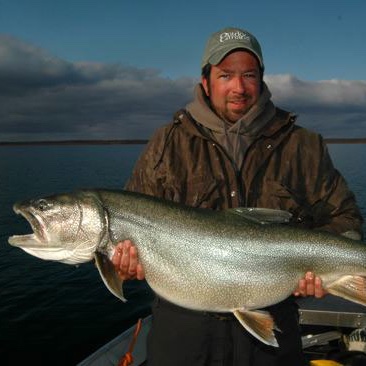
[201,27,264,70]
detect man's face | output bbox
[202,50,261,123]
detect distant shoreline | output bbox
[0,139,149,146]
[0,138,366,146]
[324,138,366,144]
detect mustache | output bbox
[228,96,251,103]
[228,95,252,102]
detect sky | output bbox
[0,0,366,141]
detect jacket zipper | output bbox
[209,140,246,208]
[235,169,246,207]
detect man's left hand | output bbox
[293,271,327,298]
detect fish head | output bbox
[8,191,107,265]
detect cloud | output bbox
[0,35,365,141]
[0,35,84,93]
[265,75,366,137]
[0,35,196,141]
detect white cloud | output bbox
[0,35,365,141]
[265,75,366,137]
[265,74,366,109]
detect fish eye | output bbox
[36,199,52,211]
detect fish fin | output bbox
[94,252,126,302]
[340,230,362,241]
[327,275,366,306]
[228,207,292,225]
[233,309,279,347]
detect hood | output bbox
[186,82,276,135]
[185,82,277,169]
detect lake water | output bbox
[0,144,365,366]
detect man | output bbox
[112,27,363,365]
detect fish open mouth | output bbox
[8,204,48,247]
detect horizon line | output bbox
[1,138,366,146]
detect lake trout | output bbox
[8,189,366,346]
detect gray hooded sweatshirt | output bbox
[186,82,276,170]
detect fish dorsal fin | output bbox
[327,275,366,306]
[233,309,279,347]
[94,251,126,302]
[229,207,292,225]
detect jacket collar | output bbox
[178,103,297,141]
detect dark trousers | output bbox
[147,297,307,366]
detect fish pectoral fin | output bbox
[94,252,126,302]
[228,207,292,225]
[327,275,366,306]
[233,309,279,347]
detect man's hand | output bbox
[112,240,145,280]
[293,271,327,298]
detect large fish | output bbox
[8,189,366,346]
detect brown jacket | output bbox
[125,108,363,237]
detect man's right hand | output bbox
[112,240,145,280]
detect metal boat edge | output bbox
[77,316,151,366]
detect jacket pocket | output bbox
[163,175,223,209]
[256,180,301,209]
[255,180,308,223]
[257,180,332,228]
[188,176,225,208]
